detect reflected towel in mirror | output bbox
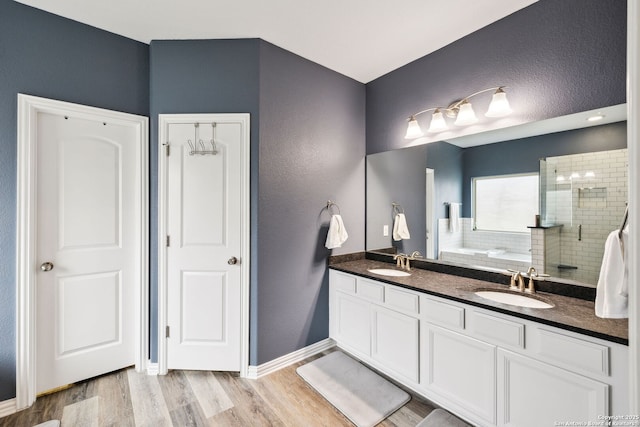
[326,214,349,249]
[393,213,411,241]
[449,203,460,233]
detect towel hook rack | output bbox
[187,123,218,156]
[619,205,629,239]
[392,202,404,214]
[327,200,341,215]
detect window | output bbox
[473,173,539,233]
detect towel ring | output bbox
[327,200,341,215]
[392,202,404,214]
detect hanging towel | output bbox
[325,214,349,249]
[449,203,460,233]
[393,213,411,241]
[595,227,629,318]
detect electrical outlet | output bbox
[383,225,389,236]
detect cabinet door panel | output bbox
[333,292,371,356]
[423,324,496,424]
[372,306,419,382]
[497,349,608,427]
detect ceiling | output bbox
[14,0,537,83]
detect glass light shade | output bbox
[485,89,512,117]
[427,110,448,132]
[404,117,424,139]
[454,101,478,126]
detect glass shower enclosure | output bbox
[539,149,628,285]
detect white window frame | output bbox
[472,172,539,233]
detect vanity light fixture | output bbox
[404,86,512,139]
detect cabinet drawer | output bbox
[469,311,524,349]
[423,297,464,330]
[386,287,420,315]
[535,329,609,376]
[332,271,356,294]
[357,279,385,302]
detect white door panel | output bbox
[36,112,137,393]
[165,119,244,371]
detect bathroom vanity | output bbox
[328,258,628,427]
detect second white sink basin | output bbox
[368,268,411,277]
[475,290,554,309]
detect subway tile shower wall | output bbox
[542,149,628,285]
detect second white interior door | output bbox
[165,119,244,371]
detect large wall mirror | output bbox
[366,104,627,288]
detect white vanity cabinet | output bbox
[422,324,496,424]
[497,349,608,427]
[329,269,629,427]
[330,272,371,356]
[329,271,421,384]
[371,305,420,383]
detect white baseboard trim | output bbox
[146,362,160,375]
[246,338,336,379]
[0,398,17,418]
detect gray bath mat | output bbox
[296,351,410,427]
[33,421,60,427]
[416,408,472,427]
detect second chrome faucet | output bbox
[394,251,423,271]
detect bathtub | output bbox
[439,247,531,271]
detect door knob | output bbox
[228,256,239,265]
[40,262,54,272]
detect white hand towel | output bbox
[449,203,460,233]
[325,214,349,249]
[595,228,628,318]
[392,213,411,241]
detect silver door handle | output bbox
[228,257,239,265]
[40,262,54,272]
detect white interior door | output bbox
[35,111,139,393]
[426,168,435,259]
[164,118,245,371]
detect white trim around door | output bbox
[15,94,149,410]
[157,113,250,378]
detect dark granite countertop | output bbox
[329,257,628,345]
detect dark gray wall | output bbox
[149,40,365,366]
[460,121,627,217]
[365,0,627,155]
[257,41,365,364]
[366,142,462,255]
[149,39,261,362]
[0,1,149,401]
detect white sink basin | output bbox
[368,268,411,277]
[474,290,554,309]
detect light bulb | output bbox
[428,109,448,132]
[454,101,478,126]
[404,116,424,139]
[485,87,512,117]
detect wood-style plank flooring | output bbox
[1,350,435,426]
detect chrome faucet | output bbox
[406,251,423,271]
[509,271,525,292]
[394,253,408,269]
[525,267,537,294]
